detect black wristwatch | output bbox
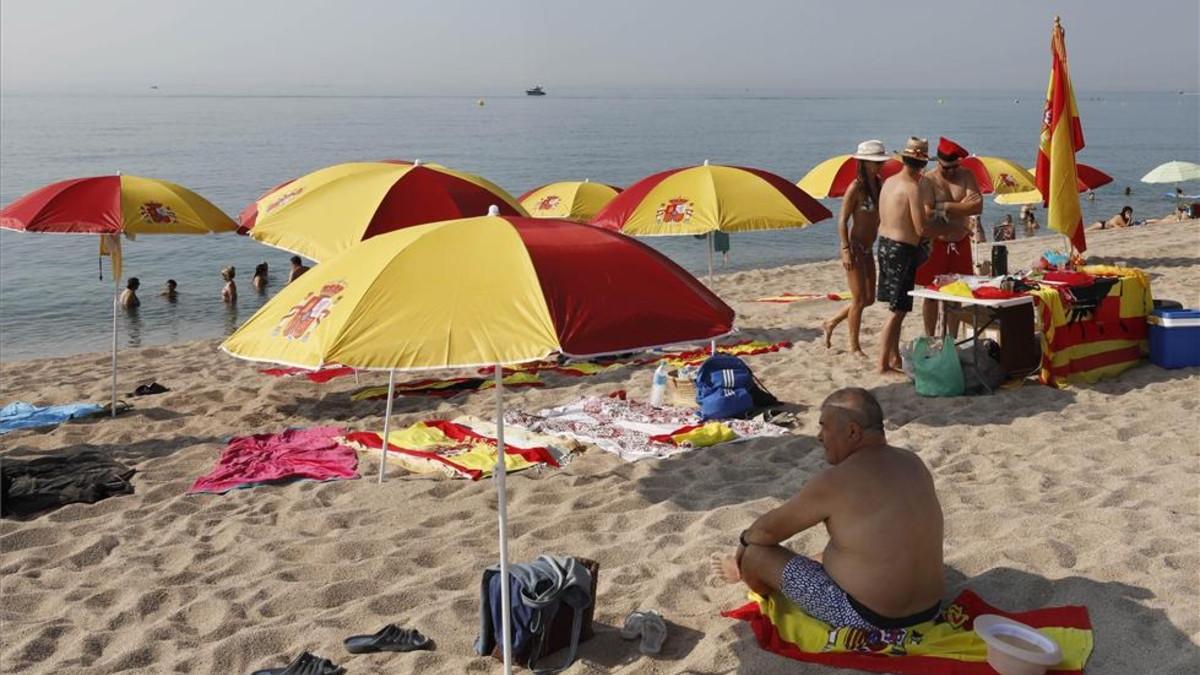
[739,529,752,548]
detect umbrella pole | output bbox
[111,276,119,417]
[377,369,396,484]
[494,365,513,675]
[707,231,715,284]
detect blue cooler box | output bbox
[1148,309,1200,369]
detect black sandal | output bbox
[344,624,433,654]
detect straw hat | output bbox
[852,140,889,163]
[900,137,930,161]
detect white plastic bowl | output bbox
[975,614,1064,675]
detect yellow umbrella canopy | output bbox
[518,180,622,221]
[240,160,527,262]
[592,162,831,236]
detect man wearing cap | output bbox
[916,137,983,336]
[875,137,958,375]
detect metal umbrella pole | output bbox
[110,274,119,417]
[494,365,513,675]
[377,369,396,483]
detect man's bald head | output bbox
[821,388,885,433]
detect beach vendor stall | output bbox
[910,263,1153,389]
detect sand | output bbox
[2,223,1198,674]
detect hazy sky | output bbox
[2,0,1197,94]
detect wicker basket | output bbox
[667,370,697,408]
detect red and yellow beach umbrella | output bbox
[221,212,733,672]
[798,155,1037,198]
[995,163,1113,205]
[1,174,236,415]
[239,160,526,262]
[796,155,903,199]
[518,180,622,221]
[591,162,831,279]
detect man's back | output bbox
[821,445,944,617]
[878,173,924,245]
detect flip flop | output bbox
[343,624,432,654]
[131,382,169,396]
[619,611,646,640]
[638,610,667,656]
[249,651,345,675]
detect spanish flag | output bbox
[1036,17,1087,253]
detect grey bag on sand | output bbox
[958,339,1006,394]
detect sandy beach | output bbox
[2,223,1197,674]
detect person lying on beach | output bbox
[1088,206,1133,230]
[1145,205,1190,225]
[289,255,309,283]
[161,279,178,302]
[252,262,269,292]
[711,388,945,630]
[120,277,141,309]
[221,266,237,303]
[992,214,1016,241]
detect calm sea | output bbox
[1,90,1196,360]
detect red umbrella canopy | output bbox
[222,214,736,367]
[1,175,236,235]
[1071,163,1114,191]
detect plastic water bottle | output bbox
[649,363,668,407]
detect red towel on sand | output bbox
[189,426,358,494]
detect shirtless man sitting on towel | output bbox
[712,388,945,630]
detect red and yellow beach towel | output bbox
[724,589,1093,673]
[754,292,852,304]
[339,419,566,480]
[481,339,794,378]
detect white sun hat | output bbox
[852,139,890,163]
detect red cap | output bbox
[937,137,969,161]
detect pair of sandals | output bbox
[251,625,431,675]
[620,609,667,655]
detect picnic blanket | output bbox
[339,417,573,480]
[724,589,1093,674]
[754,292,851,304]
[2,452,135,518]
[259,365,357,383]
[505,396,787,462]
[189,426,359,494]
[0,401,105,435]
[350,372,543,401]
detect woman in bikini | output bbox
[823,140,888,357]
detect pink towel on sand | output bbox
[189,426,359,494]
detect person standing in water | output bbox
[288,255,309,283]
[221,266,237,303]
[252,262,269,293]
[161,279,178,302]
[120,277,141,309]
[823,140,890,357]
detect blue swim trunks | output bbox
[780,556,940,630]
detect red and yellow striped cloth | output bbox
[1028,266,1151,387]
[724,589,1093,674]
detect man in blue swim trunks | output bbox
[712,388,945,630]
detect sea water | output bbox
[1,90,1196,360]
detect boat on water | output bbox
[525,85,546,96]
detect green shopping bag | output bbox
[911,336,965,397]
